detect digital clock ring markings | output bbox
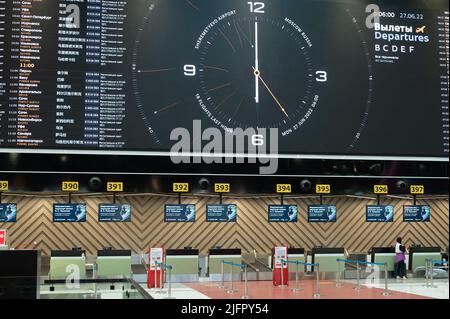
[153,101,183,115]
[185,0,200,12]
[345,8,374,150]
[138,68,178,73]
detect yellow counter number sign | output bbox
[215,183,230,193]
[276,184,292,194]
[411,185,425,195]
[316,184,331,194]
[107,182,123,192]
[0,181,8,191]
[173,183,189,193]
[62,181,79,192]
[374,185,388,194]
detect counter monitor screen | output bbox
[0,204,17,223]
[53,204,87,223]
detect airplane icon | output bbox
[416,26,426,33]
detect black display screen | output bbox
[0,0,448,160]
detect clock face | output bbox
[197,15,317,130]
[132,0,373,154]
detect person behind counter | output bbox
[394,237,408,279]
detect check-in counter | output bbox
[208,249,241,281]
[288,248,306,272]
[312,248,346,273]
[166,249,199,282]
[96,250,132,278]
[409,247,442,272]
[50,250,86,279]
[370,247,396,272]
[287,248,306,279]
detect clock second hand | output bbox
[252,67,290,119]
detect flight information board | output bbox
[0,0,448,160]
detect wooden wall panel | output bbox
[1,195,448,255]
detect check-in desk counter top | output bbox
[311,248,346,273]
[50,250,86,279]
[370,247,396,272]
[409,247,442,272]
[96,250,132,278]
[208,249,241,281]
[166,249,199,282]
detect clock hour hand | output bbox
[252,67,289,119]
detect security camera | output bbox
[89,177,103,191]
[300,179,312,192]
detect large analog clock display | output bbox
[1,0,447,159]
[133,0,374,155]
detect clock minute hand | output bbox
[253,67,289,119]
[254,19,260,104]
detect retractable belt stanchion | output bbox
[337,259,391,296]
[429,260,448,288]
[159,263,163,294]
[354,260,362,291]
[221,261,248,297]
[242,265,249,299]
[280,260,302,292]
[314,263,321,298]
[425,259,430,287]
[280,260,286,288]
[154,264,158,291]
[292,261,301,292]
[282,260,319,295]
[154,262,162,294]
[156,262,175,298]
[226,262,237,294]
[382,262,391,296]
[336,260,342,288]
[218,260,226,289]
[430,260,435,288]
[164,265,175,299]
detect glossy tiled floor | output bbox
[143,279,449,300]
[360,278,449,299]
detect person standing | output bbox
[394,237,408,279]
